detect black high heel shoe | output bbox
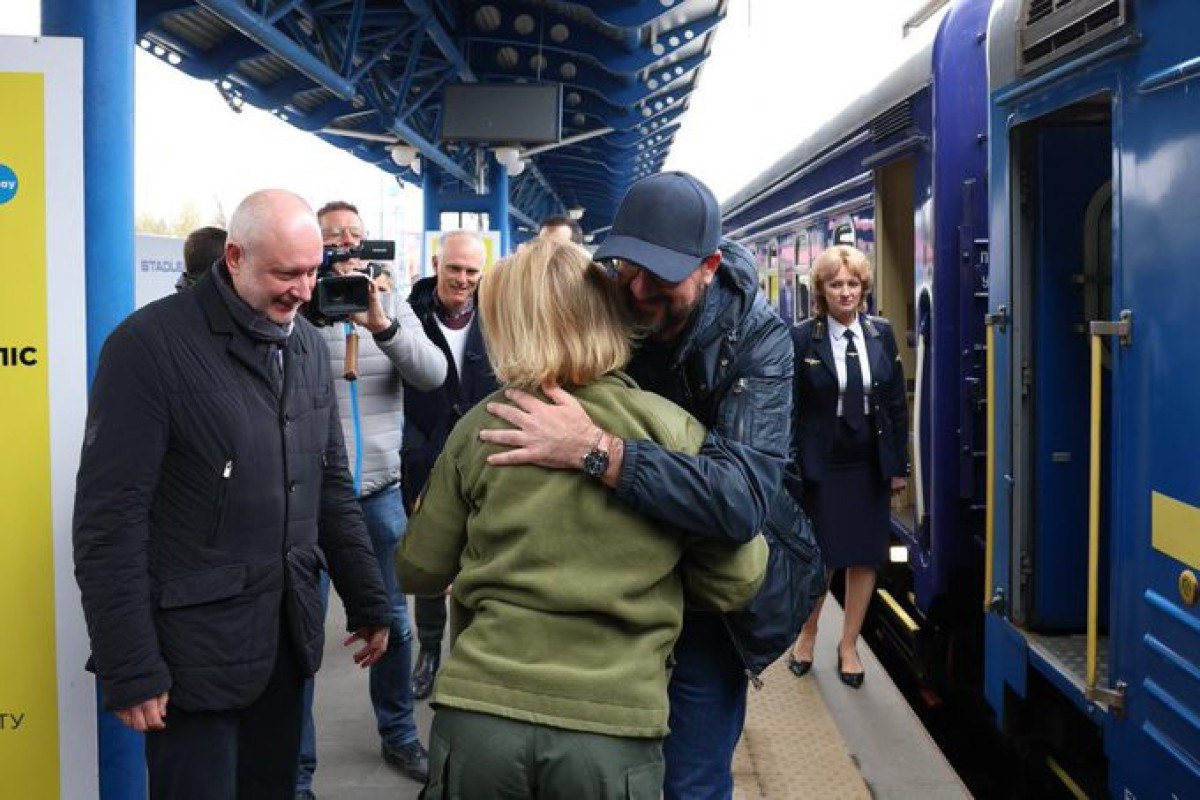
[837,651,864,689]
[787,655,813,678]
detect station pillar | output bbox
[40,1,143,798]
[488,163,511,254]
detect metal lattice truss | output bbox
[136,0,727,234]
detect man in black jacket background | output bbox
[73,188,393,799]
[401,229,497,699]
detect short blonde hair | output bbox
[810,244,873,317]
[478,238,632,390]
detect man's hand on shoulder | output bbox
[115,692,169,732]
[479,383,597,470]
[344,626,390,668]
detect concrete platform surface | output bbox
[309,593,970,799]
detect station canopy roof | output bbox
[136,0,729,236]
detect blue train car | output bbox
[721,0,992,686]
[985,0,1200,795]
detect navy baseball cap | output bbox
[594,171,721,284]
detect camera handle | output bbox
[343,326,359,381]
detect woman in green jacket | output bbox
[396,238,767,799]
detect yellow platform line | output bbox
[734,658,871,799]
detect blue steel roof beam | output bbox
[599,113,683,143]
[402,0,475,82]
[135,29,222,80]
[464,10,720,77]
[197,70,333,129]
[394,67,453,126]
[336,0,366,78]
[601,117,684,149]
[539,159,620,180]
[629,10,723,70]
[524,162,567,214]
[304,4,426,84]
[267,0,307,26]
[511,177,544,215]
[583,0,706,29]
[389,26,427,117]
[471,48,705,110]
[467,69,679,128]
[364,20,427,89]
[468,47,639,101]
[346,18,425,84]
[195,0,357,99]
[461,35,629,76]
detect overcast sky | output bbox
[2,1,932,228]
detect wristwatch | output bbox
[582,429,611,478]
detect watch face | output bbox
[583,449,609,478]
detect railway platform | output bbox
[309,595,970,799]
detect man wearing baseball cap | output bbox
[480,171,795,798]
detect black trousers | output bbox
[414,594,447,651]
[144,636,305,799]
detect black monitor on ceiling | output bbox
[440,82,563,145]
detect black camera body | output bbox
[307,239,396,326]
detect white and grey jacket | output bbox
[321,277,447,497]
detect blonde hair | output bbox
[478,238,632,390]
[810,244,873,317]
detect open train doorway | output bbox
[874,157,918,537]
[1008,94,1114,693]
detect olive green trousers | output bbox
[421,708,664,799]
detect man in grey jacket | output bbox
[294,201,447,795]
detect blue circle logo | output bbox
[0,164,17,204]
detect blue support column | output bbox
[421,165,440,276]
[489,165,511,255]
[40,1,142,798]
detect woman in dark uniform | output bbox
[787,245,909,688]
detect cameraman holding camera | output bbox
[296,201,446,796]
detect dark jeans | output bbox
[297,485,416,789]
[662,611,748,800]
[414,594,448,651]
[144,633,304,799]
[424,708,663,799]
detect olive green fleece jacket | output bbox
[396,372,768,739]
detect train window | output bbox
[834,223,855,246]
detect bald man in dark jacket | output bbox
[73,189,391,799]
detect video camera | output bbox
[306,239,396,326]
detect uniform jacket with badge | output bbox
[73,268,391,714]
[400,276,498,512]
[791,314,909,483]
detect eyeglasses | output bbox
[603,258,684,288]
[321,225,364,240]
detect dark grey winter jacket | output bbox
[73,271,390,713]
[619,240,794,542]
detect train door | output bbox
[874,158,918,535]
[1009,96,1114,697]
[778,233,796,324]
[794,231,812,323]
[766,239,780,310]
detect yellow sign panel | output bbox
[0,71,60,796]
[1153,491,1200,572]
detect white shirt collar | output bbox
[827,315,864,342]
